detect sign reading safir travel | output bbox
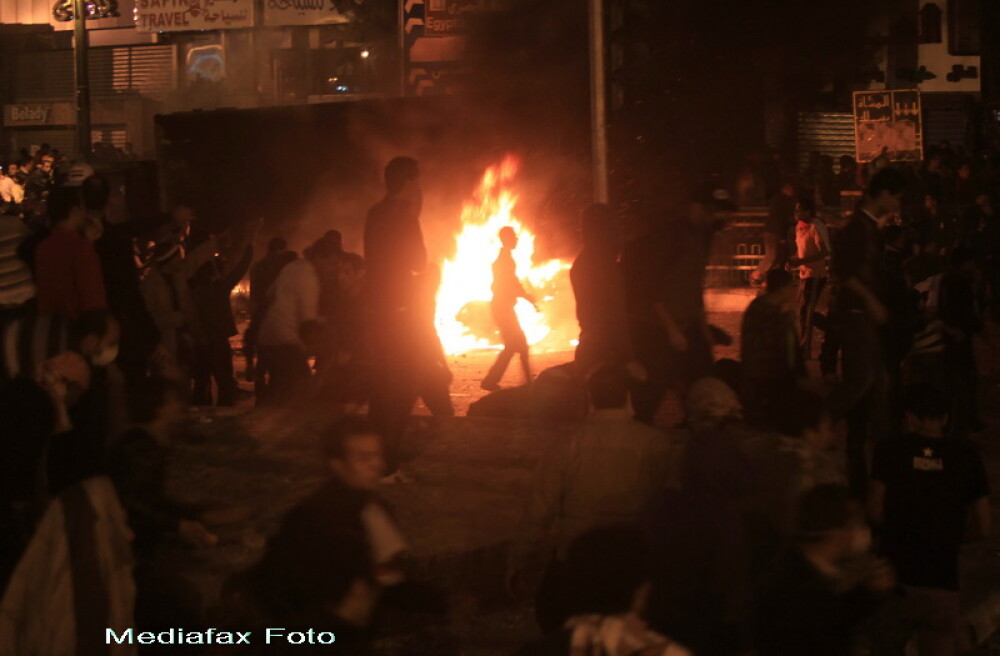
[135,0,253,32]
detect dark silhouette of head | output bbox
[384,156,420,195]
[498,225,518,250]
[81,174,111,213]
[588,364,629,410]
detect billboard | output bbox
[263,0,349,27]
[853,89,923,162]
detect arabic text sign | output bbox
[135,0,253,32]
[263,0,349,26]
[425,0,509,37]
[853,89,923,162]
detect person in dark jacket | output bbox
[644,429,757,656]
[828,168,906,499]
[256,417,444,634]
[938,247,985,437]
[85,175,161,384]
[249,532,376,655]
[757,485,895,656]
[364,157,428,482]
[244,237,296,383]
[570,203,633,376]
[621,186,733,423]
[189,227,253,406]
[516,526,693,656]
[740,269,799,426]
[108,376,220,635]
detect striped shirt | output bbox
[0,215,36,308]
[0,314,75,381]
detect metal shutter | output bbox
[797,112,857,171]
[923,107,971,150]
[101,45,177,98]
[91,125,129,149]
[12,46,176,102]
[12,51,75,102]
[9,128,77,157]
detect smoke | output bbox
[156,0,595,263]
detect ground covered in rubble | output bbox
[156,311,1000,655]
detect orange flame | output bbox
[435,156,572,354]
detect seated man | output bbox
[508,365,678,632]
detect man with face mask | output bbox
[757,484,895,656]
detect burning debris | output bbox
[434,155,575,355]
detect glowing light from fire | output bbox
[435,156,571,354]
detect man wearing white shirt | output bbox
[790,198,830,356]
[0,166,23,205]
[257,236,340,404]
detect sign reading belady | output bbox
[135,0,253,32]
[263,0,349,26]
[3,103,76,127]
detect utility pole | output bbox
[588,0,609,203]
[398,0,407,97]
[73,0,92,162]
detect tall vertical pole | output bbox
[398,0,407,97]
[588,0,609,203]
[73,0,92,162]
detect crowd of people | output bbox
[548,148,998,655]
[0,141,997,655]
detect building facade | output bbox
[0,0,399,160]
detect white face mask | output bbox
[91,343,119,367]
[850,525,872,556]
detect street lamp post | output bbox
[588,0,609,203]
[73,0,92,162]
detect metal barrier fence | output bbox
[705,206,842,288]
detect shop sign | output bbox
[3,103,76,127]
[263,0,349,26]
[135,0,254,32]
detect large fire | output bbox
[435,156,573,355]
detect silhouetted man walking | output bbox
[482,226,535,391]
